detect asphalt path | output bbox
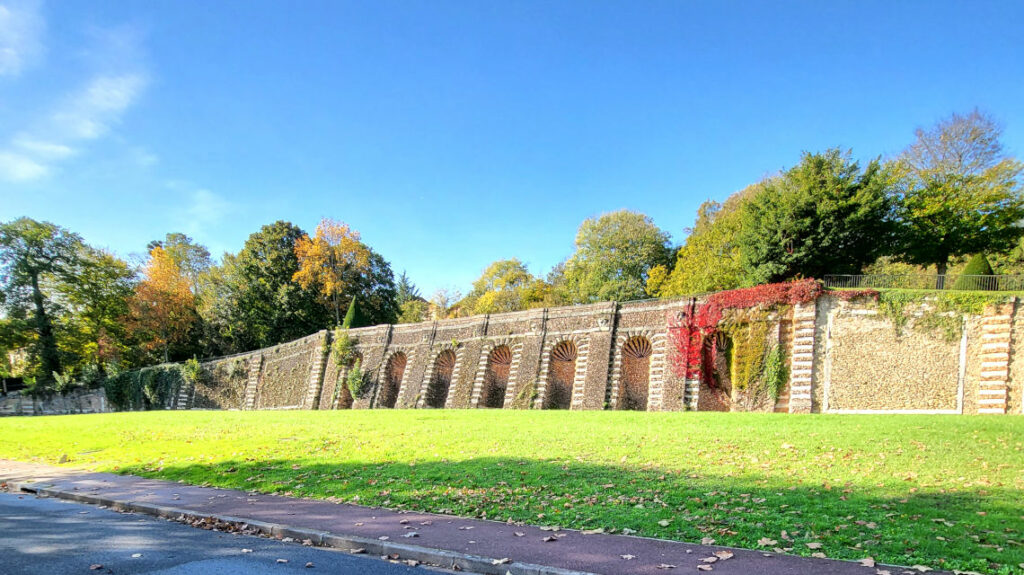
[0,491,434,575]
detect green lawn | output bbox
[1,411,1021,574]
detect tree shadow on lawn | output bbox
[121,457,1021,574]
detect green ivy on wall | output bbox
[877,291,1010,342]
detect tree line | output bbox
[2,109,1021,392]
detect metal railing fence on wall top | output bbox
[823,274,1024,292]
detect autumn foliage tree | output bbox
[292,219,371,326]
[128,246,196,363]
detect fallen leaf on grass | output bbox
[658,519,671,527]
[811,553,826,558]
[622,528,637,535]
[581,528,605,535]
[701,537,715,545]
[757,538,777,546]
[806,542,823,549]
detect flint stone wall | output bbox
[8,293,1019,417]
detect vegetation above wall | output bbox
[2,109,1020,392]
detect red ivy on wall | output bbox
[668,279,825,381]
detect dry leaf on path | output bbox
[620,554,636,560]
[714,551,733,560]
[859,558,876,567]
[697,565,713,572]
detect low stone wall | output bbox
[0,388,108,416]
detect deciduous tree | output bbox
[128,246,196,363]
[893,110,1024,279]
[293,219,371,326]
[0,218,83,380]
[562,210,673,303]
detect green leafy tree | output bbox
[652,184,763,296]
[893,110,1024,280]
[460,258,550,315]
[147,233,212,293]
[59,246,135,368]
[738,149,895,285]
[201,221,330,353]
[341,248,399,326]
[397,299,429,323]
[0,218,84,381]
[562,210,673,303]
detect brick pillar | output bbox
[302,331,331,410]
[788,301,816,413]
[978,303,1014,414]
[242,354,263,411]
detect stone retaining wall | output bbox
[6,292,1020,416]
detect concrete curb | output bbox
[11,480,596,575]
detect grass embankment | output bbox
[0,411,1021,574]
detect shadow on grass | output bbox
[118,457,1021,575]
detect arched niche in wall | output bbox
[379,351,406,408]
[425,349,456,408]
[482,345,512,408]
[619,336,652,411]
[544,341,577,410]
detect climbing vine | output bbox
[669,279,821,381]
[332,328,357,366]
[876,291,1009,342]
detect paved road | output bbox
[0,491,433,575]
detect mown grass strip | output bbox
[0,410,1021,574]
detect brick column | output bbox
[302,331,331,410]
[978,304,1014,414]
[788,301,816,413]
[242,354,263,411]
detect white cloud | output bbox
[12,135,75,160]
[0,0,44,77]
[50,73,148,140]
[187,189,232,226]
[0,19,149,182]
[0,150,47,180]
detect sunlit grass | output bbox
[1,410,1021,573]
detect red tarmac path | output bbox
[0,460,941,575]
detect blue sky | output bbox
[1,0,1022,295]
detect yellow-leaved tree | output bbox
[128,246,196,363]
[292,218,371,326]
